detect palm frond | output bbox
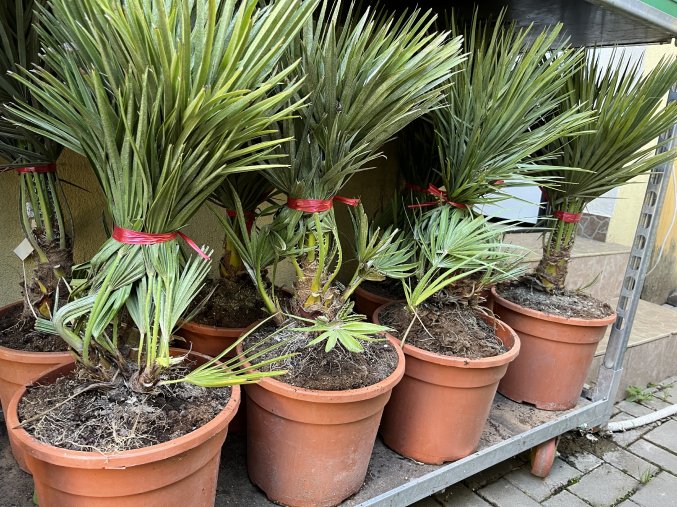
[433,10,593,208]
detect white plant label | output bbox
[14,238,34,261]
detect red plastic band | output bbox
[492,180,505,186]
[226,210,256,232]
[286,196,360,213]
[112,226,210,261]
[16,163,57,174]
[554,211,582,223]
[407,184,468,210]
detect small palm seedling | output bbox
[0,0,70,321]
[10,0,316,389]
[221,2,465,357]
[397,206,526,349]
[532,51,677,292]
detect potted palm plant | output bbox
[0,0,72,471]
[374,207,524,463]
[370,13,596,464]
[220,3,464,505]
[493,51,677,410]
[5,0,315,504]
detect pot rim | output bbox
[6,349,240,468]
[179,318,248,335]
[237,322,405,403]
[0,301,72,362]
[373,303,520,369]
[491,287,617,327]
[353,285,397,306]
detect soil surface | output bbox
[0,304,68,353]
[243,320,399,391]
[497,281,614,320]
[359,279,406,301]
[18,362,231,453]
[379,302,507,359]
[188,277,268,328]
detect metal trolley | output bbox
[216,2,677,505]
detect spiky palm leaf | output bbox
[404,206,526,310]
[13,0,316,387]
[535,51,677,291]
[433,11,593,209]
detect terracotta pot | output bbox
[0,301,72,473]
[492,287,616,410]
[352,286,396,321]
[374,304,519,464]
[239,337,405,507]
[177,319,243,358]
[7,349,240,506]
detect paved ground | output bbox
[417,376,677,507]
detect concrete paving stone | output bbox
[463,457,525,491]
[630,471,677,507]
[616,500,641,507]
[638,396,672,411]
[609,412,656,447]
[541,490,590,507]
[565,450,604,473]
[568,463,638,507]
[629,438,677,475]
[434,483,491,506]
[597,444,659,481]
[477,478,541,507]
[504,458,581,502]
[643,420,677,452]
[616,401,654,418]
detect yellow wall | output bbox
[607,42,677,246]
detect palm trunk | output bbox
[19,171,72,319]
[534,203,580,292]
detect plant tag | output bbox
[14,238,34,261]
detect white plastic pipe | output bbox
[607,404,677,432]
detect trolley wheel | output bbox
[530,438,558,478]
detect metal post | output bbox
[594,87,677,404]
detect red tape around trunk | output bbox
[286,195,360,213]
[407,183,468,210]
[16,163,57,174]
[554,210,582,223]
[540,187,582,223]
[112,226,210,261]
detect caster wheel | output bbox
[530,438,557,478]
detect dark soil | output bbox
[0,304,68,353]
[497,281,614,320]
[242,320,399,391]
[379,302,507,359]
[359,279,406,301]
[188,277,268,328]
[18,361,231,453]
